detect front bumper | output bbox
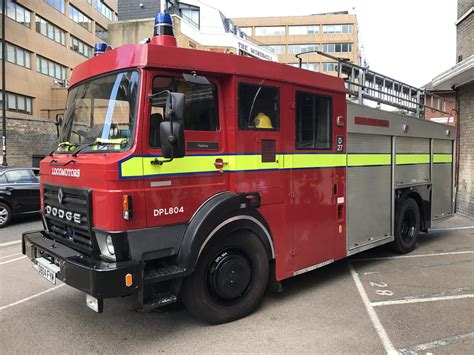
[22,231,142,298]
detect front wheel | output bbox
[180,231,269,324]
[0,203,12,228]
[391,198,420,253]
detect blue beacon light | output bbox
[151,12,177,46]
[94,43,112,56]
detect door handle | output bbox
[214,158,228,170]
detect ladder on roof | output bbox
[303,51,450,120]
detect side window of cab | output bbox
[238,82,280,131]
[149,76,219,148]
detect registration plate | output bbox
[35,257,60,285]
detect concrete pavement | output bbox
[0,214,472,353]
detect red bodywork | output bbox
[41,44,347,281]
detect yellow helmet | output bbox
[254,112,273,129]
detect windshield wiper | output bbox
[49,142,77,156]
[71,139,128,157]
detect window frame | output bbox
[254,26,286,36]
[149,74,221,148]
[295,90,333,150]
[0,42,32,69]
[237,81,281,132]
[0,90,33,114]
[69,4,92,32]
[36,15,66,46]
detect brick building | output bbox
[430,0,474,217]
[1,0,118,167]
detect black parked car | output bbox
[0,168,40,227]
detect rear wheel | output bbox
[181,231,269,324]
[0,203,12,228]
[391,198,420,253]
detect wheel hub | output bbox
[208,250,251,301]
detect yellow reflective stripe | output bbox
[121,152,445,178]
[433,154,453,163]
[227,154,284,171]
[396,154,430,165]
[121,157,144,177]
[285,154,347,169]
[347,154,391,167]
[143,155,219,176]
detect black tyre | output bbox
[0,202,12,228]
[391,198,420,253]
[180,231,269,324]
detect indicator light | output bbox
[122,194,133,220]
[125,273,133,287]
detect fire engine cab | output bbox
[22,13,456,324]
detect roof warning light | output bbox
[151,12,177,47]
[94,43,112,56]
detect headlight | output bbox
[106,235,115,255]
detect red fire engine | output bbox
[22,13,456,324]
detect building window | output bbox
[4,0,31,28]
[36,55,68,80]
[288,44,319,54]
[69,5,92,32]
[255,26,285,36]
[0,91,33,114]
[95,23,109,42]
[296,91,332,150]
[290,63,320,72]
[238,82,280,131]
[240,27,252,36]
[323,43,352,53]
[323,63,338,72]
[179,3,200,29]
[35,16,66,46]
[44,0,65,14]
[71,36,93,58]
[323,24,353,34]
[289,25,319,35]
[265,45,285,55]
[0,43,32,69]
[96,0,116,22]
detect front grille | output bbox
[43,184,93,255]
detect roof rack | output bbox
[295,51,451,119]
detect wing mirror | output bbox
[149,91,186,164]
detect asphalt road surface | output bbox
[0,215,473,353]
[0,214,41,244]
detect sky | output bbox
[201,0,457,87]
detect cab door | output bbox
[288,88,346,273]
[143,72,229,228]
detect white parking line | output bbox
[0,284,65,312]
[398,332,474,354]
[371,294,474,307]
[0,253,21,260]
[351,250,474,262]
[430,226,474,231]
[0,240,22,248]
[348,263,396,354]
[0,256,26,265]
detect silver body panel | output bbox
[345,102,455,256]
[432,140,454,219]
[347,135,392,251]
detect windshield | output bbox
[58,70,140,153]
